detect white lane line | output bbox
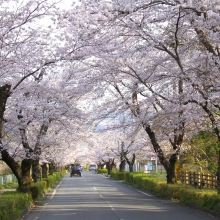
[94,185,116,211]
[54,213,76,216]
[50,178,64,200]
[127,185,152,197]
[50,189,56,200]
[109,205,115,210]
[98,174,110,178]
[34,217,38,220]
[135,189,153,197]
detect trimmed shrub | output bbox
[110,170,125,180]
[124,171,133,184]
[42,178,50,189]
[47,175,57,188]
[0,171,64,220]
[30,181,47,200]
[53,172,62,181]
[0,192,33,220]
[109,171,220,214]
[42,172,64,190]
[202,194,220,212]
[179,188,218,209]
[96,168,108,174]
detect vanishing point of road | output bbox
[24,171,218,220]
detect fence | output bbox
[0,174,17,185]
[178,171,217,189]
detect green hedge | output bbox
[110,170,125,180]
[30,172,65,200]
[30,181,47,200]
[42,172,63,189]
[110,171,220,215]
[0,171,65,220]
[96,168,108,174]
[202,194,220,212]
[0,192,33,220]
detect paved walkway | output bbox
[0,188,16,194]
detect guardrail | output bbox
[0,174,17,185]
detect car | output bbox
[70,165,81,177]
[89,164,96,171]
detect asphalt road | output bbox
[24,171,218,220]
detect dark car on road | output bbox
[70,165,81,177]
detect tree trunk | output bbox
[166,154,177,184]
[20,159,32,192]
[41,163,48,178]
[0,84,11,136]
[119,159,126,172]
[99,161,106,169]
[119,142,127,172]
[129,164,133,172]
[32,159,41,182]
[106,159,115,175]
[98,163,105,169]
[125,153,136,172]
[106,161,111,175]
[110,159,115,171]
[49,162,55,175]
[144,125,177,183]
[1,149,32,192]
[217,148,220,194]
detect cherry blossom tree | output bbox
[0,0,87,191]
[64,1,186,183]
[0,0,60,192]
[62,0,219,188]
[1,0,219,194]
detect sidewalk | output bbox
[0,188,16,194]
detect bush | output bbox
[53,172,62,181]
[110,170,125,180]
[0,181,18,190]
[46,175,57,188]
[202,194,220,212]
[0,171,65,220]
[96,168,108,174]
[0,192,33,220]
[110,171,220,215]
[42,177,50,189]
[124,171,133,184]
[179,188,219,211]
[42,171,64,190]
[30,181,47,200]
